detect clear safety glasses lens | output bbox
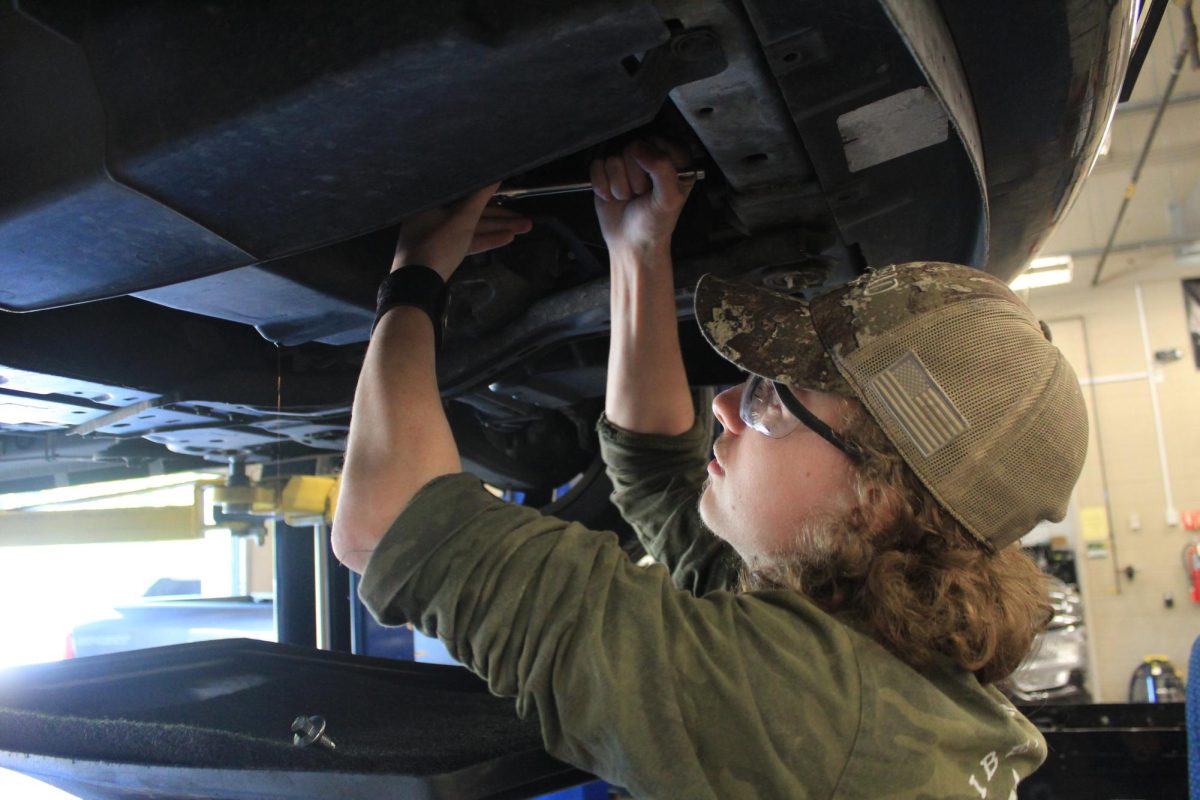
[738,375,800,439]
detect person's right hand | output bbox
[392,185,531,281]
[590,138,694,260]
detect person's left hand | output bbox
[392,183,532,280]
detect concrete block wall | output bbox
[1025,255,1200,702]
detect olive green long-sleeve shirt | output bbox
[360,415,1046,799]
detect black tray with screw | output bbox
[0,639,592,800]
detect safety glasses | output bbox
[738,375,866,464]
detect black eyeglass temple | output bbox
[772,382,867,465]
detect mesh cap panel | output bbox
[836,298,1087,548]
[949,356,1089,545]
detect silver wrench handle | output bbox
[495,169,705,200]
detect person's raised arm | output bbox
[594,140,696,436]
[332,189,531,573]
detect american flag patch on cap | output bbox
[868,351,968,456]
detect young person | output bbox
[333,140,1088,798]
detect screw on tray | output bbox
[291,714,337,751]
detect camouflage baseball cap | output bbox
[694,262,1089,550]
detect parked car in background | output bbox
[1001,577,1091,704]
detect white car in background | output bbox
[1003,577,1091,704]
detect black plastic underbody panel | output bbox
[0,0,1134,488]
[740,0,985,270]
[0,639,592,800]
[2,0,718,311]
[0,3,252,311]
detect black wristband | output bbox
[373,266,448,348]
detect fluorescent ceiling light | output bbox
[1011,255,1073,290]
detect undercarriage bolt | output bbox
[670,29,721,62]
[291,714,337,751]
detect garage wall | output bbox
[1023,254,1200,702]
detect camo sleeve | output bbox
[596,413,740,596]
[359,472,861,800]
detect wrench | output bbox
[495,169,706,200]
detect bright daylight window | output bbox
[0,475,270,670]
[0,475,273,799]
